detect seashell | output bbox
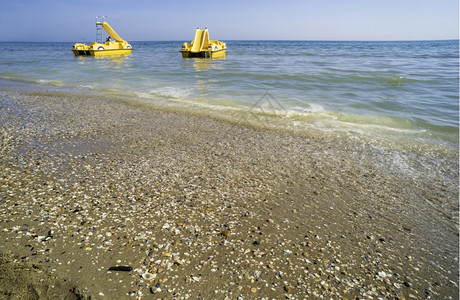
[141,272,156,280]
[37,236,47,242]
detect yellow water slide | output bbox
[97,21,125,42]
[191,28,210,53]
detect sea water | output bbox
[0,40,458,154]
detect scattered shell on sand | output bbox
[0,91,458,299]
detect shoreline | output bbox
[0,78,458,156]
[0,89,458,299]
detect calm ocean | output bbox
[0,40,458,153]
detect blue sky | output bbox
[0,0,458,42]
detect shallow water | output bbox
[0,40,458,153]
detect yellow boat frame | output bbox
[181,28,226,59]
[72,21,132,57]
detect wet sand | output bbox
[0,90,458,299]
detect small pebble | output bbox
[108,266,132,272]
[222,230,231,237]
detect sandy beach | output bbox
[0,89,458,299]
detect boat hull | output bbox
[72,42,132,57]
[181,49,226,59]
[73,49,132,57]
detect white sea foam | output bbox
[78,85,95,90]
[37,79,63,86]
[137,87,192,100]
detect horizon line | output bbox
[1,38,459,43]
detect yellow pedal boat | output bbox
[181,28,226,59]
[72,21,132,57]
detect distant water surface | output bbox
[0,40,458,153]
